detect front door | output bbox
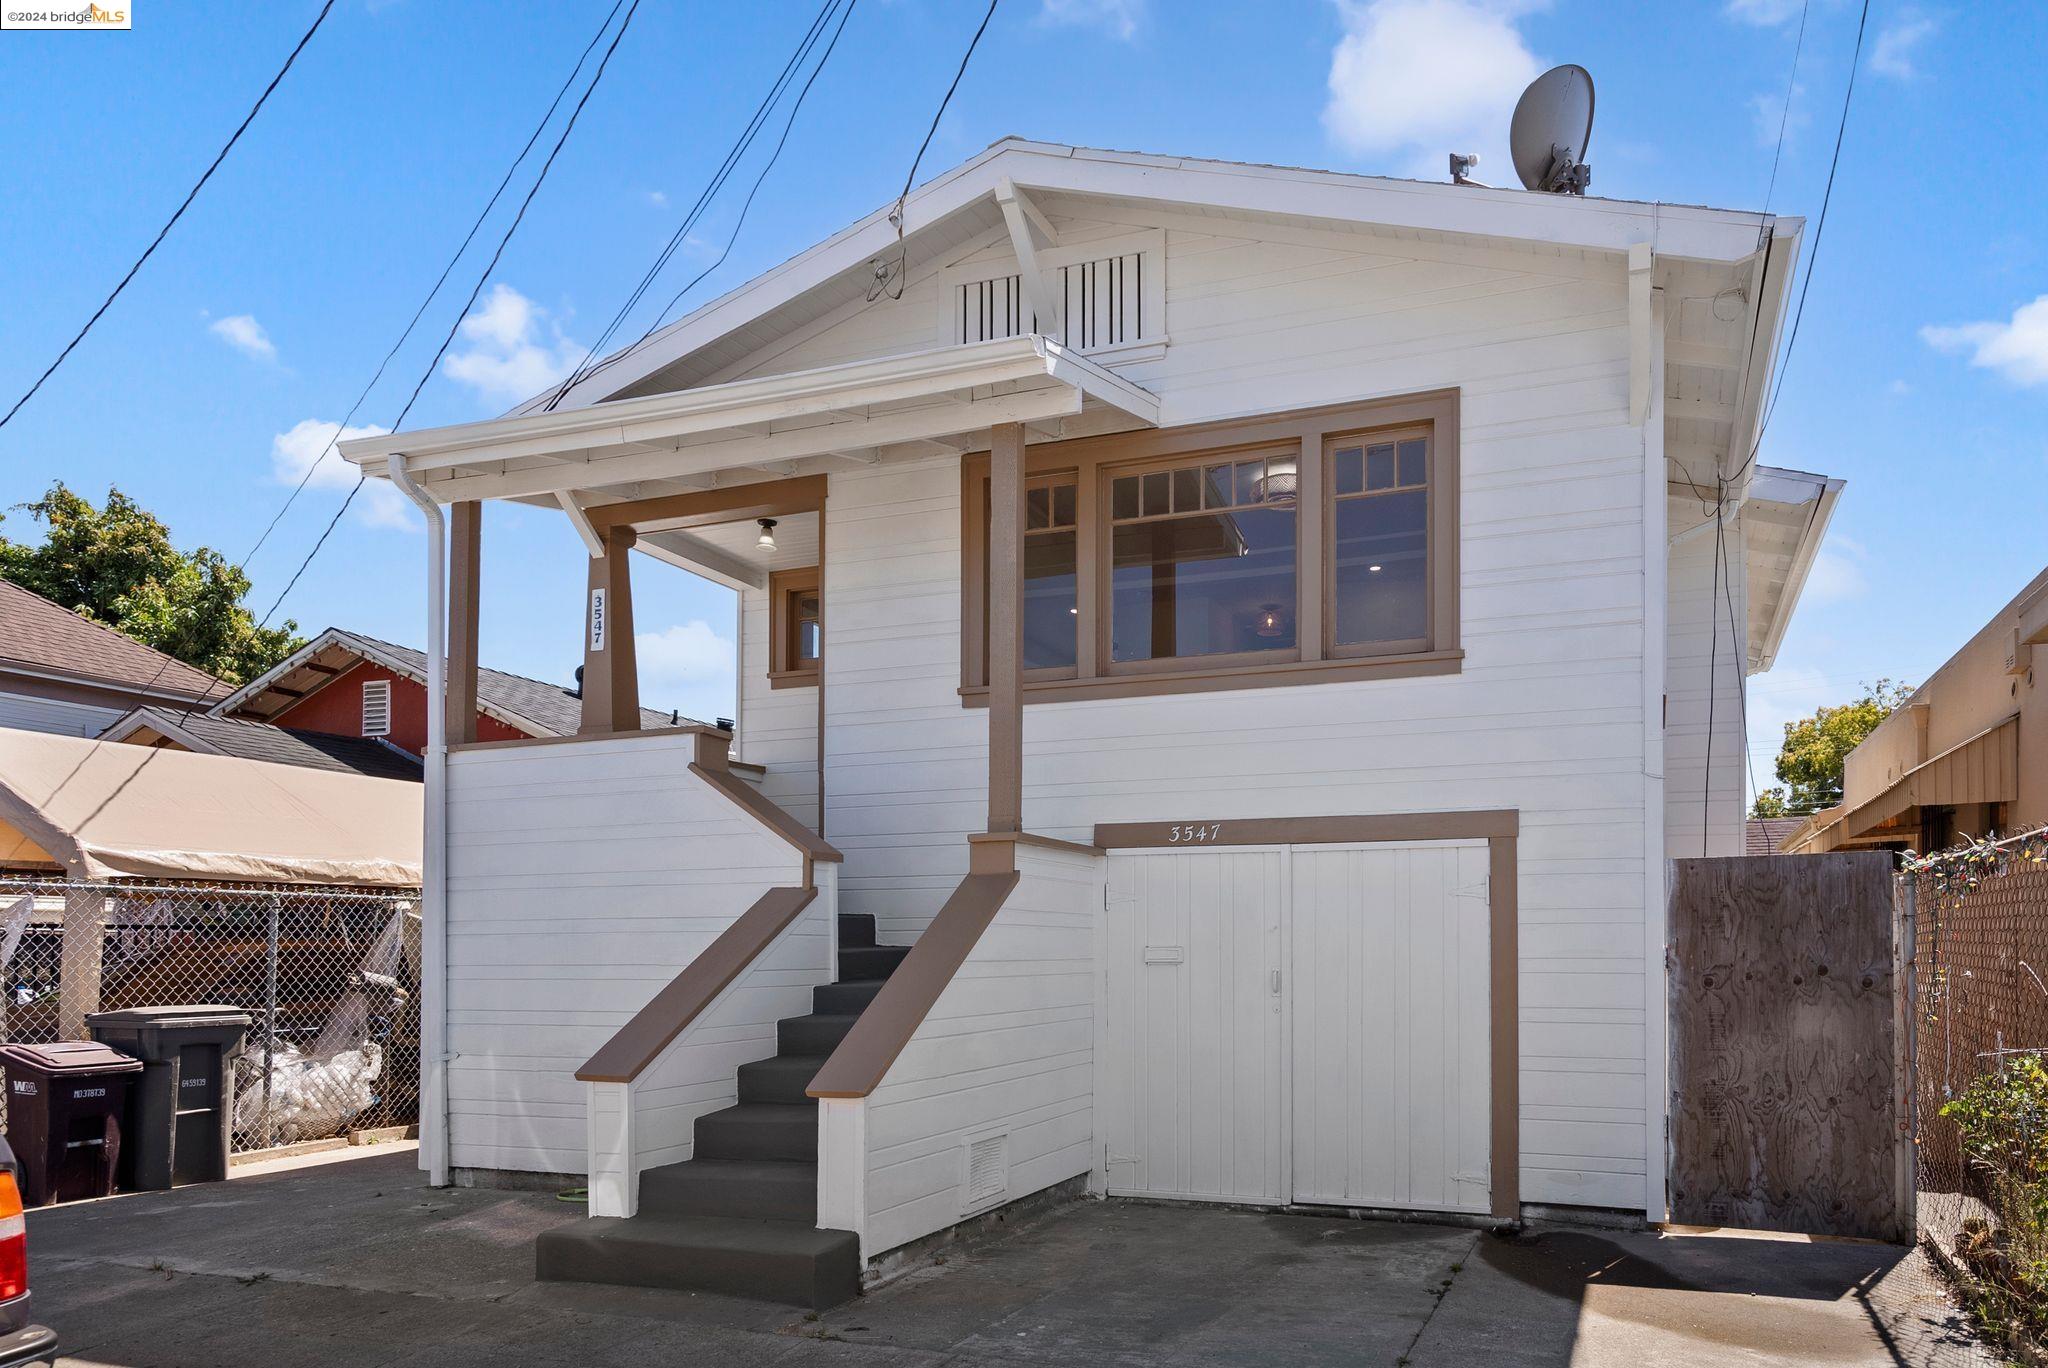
[1101,841,1491,1214]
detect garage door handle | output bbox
[1270,969,1281,995]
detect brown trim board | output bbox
[806,871,1020,1099]
[578,885,817,1083]
[690,761,842,864]
[1095,807,1520,1222]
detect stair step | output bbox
[537,1213,860,1309]
[838,944,911,982]
[812,979,884,1015]
[695,1102,817,1161]
[637,1157,817,1222]
[778,1013,860,1057]
[836,912,876,949]
[738,1054,826,1105]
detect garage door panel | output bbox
[1291,843,1490,1213]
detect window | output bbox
[961,393,1459,703]
[1328,430,1431,656]
[769,567,821,688]
[361,679,392,737]
[1107,451,1298,667]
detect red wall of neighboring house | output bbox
[266,659,528,754]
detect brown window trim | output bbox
[768,566,821,690]
[961,390,1460,703]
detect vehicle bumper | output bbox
[0,1322,56,1367]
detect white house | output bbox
[341,139,1841,1307]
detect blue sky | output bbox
[1,0,2042,795]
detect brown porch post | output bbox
[446,501,482,745]
[579,525,641,735]
[987,422,1026,834]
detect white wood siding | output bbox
[736,582,819,831]
[1664,496,1750,858]
[442,731,804,1176]
[856,843,1099,1258]
[0,688,124,738]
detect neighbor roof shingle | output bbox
[0,580,228,699]
[117,706,424,781]
[1745,816,1807,856]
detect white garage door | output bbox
[1100,842,1491,1214]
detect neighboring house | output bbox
[1784,565,2047,856]
[100,705,423,782]
[1745,815,1805,856]
[338,139,1841,1305]
[0,579,228,737]
[209,627,692,755]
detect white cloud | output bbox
[1322,0,1544,182]
[1922,295,2048,387]
[1803,545,1866,606]
[636,619,738,724]
[1871,11,1937,79]
[645,189,668,208]
[1038,0,1143,39]
[270,417,416,530]
[1724,0,1805,25]
[441,283,583,405]
[210,313,276,362]
[1749,83,1808,148]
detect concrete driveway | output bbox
[25,1148,1992,1367]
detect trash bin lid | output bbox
[86,1004,253,1029]
[0,1041,143,1075]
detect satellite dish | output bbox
[1510,64,1595,194]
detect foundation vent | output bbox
[962,1132,1009,1212]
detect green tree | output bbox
[0,482,304,687]
[1765,679,1914,815]
[1750,787,1789,819]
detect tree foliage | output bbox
[0,482,304,687]
[1753,678,1914,817]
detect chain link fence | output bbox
[0,876,419,1155]
[1909,827,2048,1348]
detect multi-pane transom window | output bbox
[1107,452,1299,665]
[1329,431,1430,655]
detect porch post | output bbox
[580,525,641,735]
[446,501,482,745]
[987,422,1026,834]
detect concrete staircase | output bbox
[536,912,906,1308]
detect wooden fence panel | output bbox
[1668,852,1903,1240]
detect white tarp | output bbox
[0,725,421,885]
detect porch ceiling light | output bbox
[756,518,778,552]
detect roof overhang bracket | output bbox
[997,178,1062,340]
[556,490,605,558]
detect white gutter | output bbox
[386,454,451,1188]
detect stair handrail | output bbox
[688,729,841,867]
[578,884,818,1084]
[804,869,1020,1099]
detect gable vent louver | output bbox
[954,250,1147,352]
[361,679,392,737]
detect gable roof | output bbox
[1745,816,1807,856]
[531,137,1800,414]
[102,706,424,782]
[0,579,229,702]
[212,627,696,736]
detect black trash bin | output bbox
[0,1041,143,1207]
[87,1006,251,1191]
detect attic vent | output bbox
[953,251,1150,352]
[962,1132,1009,1212]
[361,679,392,737]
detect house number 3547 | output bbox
[1166,823,1224,844]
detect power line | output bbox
[0,0,340,433]
[538,0,850,411]
[243,0,629,571]
[893,0,1000,230]
[261,0,644,627]
[1729,0,1871,489]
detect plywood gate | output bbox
[1667,852,1906,1241]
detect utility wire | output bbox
[536,0,846,412]
[0,0,339,433]
[892,0,1000,233]
[243,0,628,570]
[262,0,644,627]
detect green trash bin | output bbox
[87,1006,251,1190]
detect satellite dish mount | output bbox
[1509,64,1595,195]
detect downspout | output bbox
[387,454,451,1187]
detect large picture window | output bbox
[961,393,1459,703]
